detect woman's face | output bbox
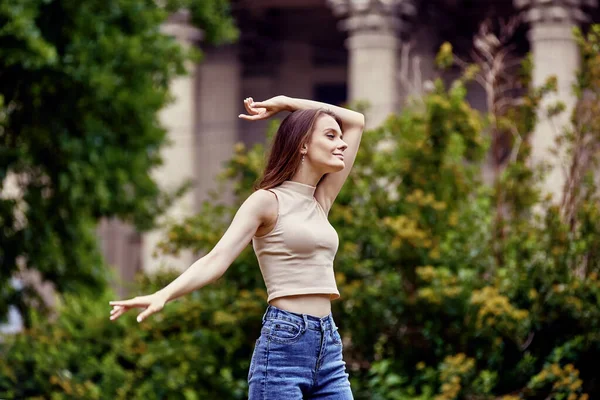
[304,114,347,174]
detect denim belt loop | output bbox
[302,314,309,333]
[262,306,270,325]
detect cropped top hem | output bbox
[267,287,341,303]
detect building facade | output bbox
[98,0,599,292]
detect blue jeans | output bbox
[248,305,353,399]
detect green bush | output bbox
[0,276,265,399]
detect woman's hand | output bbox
[109,291,169,323]
[238,95,290,121]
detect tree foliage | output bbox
[0,0,237,325]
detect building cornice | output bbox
[514,0,598,24]
[327,0,417,34]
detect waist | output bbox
[269,293,332,317]
[262,304,337,332]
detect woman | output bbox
[109,95,365,399]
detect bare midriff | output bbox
[270,293,332,318]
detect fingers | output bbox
[238,114,264,121]
[109,297,146,308]
[109,294,165,323]
[243,97,256,115]
[238,110,274,121]
[108,304,156,323]
[136,306,159,323]
[109,305,127,321]
[108,304,153,322]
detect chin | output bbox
[318,160,345,174]
[330,162,345,173]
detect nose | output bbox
[338,139,348,152]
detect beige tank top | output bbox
[252,180,340,302]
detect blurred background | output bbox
[1,0,600,399]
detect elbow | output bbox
[349,112,365,131]
[343,112,365,132]
[358,113,366,129]
[204,250,228,281]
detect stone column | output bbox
[514,0,597,201]
[141,10,202,274]
[328,0,417,128]
[195,45,241,207]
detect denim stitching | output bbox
[266,311,334,332]
[331,327,343,346]
[262,335,270,400]
[267,319,304,344]
[248,338,260,381]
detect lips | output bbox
[334,154,344,160]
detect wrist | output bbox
[156,288,172,304]
[281,95,296,112]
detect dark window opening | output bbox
[313,83,347,107]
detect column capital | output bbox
[161,9,203,44]
[514,0,597,24]
[327,0,418,34]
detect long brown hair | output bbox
[255,108,341,191]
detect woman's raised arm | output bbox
[239,95,365,213]
[109,189,277,323]
[281,97,364,213]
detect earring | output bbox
[301,153,305,164]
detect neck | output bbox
[290,166,323,187]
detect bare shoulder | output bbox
[247,188,278,207]
[244,189,278,220]
[243,189,278,237]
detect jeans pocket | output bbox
[267,319,303,344]
[331,327,343,346]
[248,338,260,382]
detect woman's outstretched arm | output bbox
[109,189,277,323]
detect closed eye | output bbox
[327,134,335,139]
